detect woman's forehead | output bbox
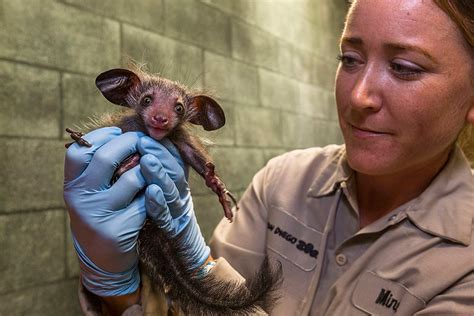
[344,0,458,42]
[342,0,469,59]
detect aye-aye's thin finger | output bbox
[64,127,122,183]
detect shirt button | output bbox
[389,214,398,222]
[336,253,347,266]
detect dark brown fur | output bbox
[67,68,282,314]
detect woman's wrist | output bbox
[101,287,141,315]
[194,256,216,279]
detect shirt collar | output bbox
[307,145,353,198]
[406,146,474,246]
[307,145,473,246]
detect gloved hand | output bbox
[64,127,148,297]
[138,136,211,271]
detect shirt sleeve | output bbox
[414,271,474,314]
[209,154,284,280]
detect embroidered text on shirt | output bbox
[375,288,400,312]
[267,222,319,260]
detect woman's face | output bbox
[335,0,474,176]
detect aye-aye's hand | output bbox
[64,127,150,296]
[138,136,210,271]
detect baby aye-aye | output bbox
[66,68,282,315]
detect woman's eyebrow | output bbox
[340,36,363,46]
[384,42,438,64]
[340,37,438,64]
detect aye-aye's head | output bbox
[95,68,225,140]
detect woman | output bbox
[64,0,474,314]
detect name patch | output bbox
[352,271,426,315]
[268,222,319,260]
[375,288,400,312]
[266,207,323,271]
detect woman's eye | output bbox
[337,54,361,69]
[390,61,424,80]
[175,102,184,114]
[142,96,153,106]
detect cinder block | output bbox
[122,25,204,89]
[315,120,344,146]
[0,139,64,212]
[299,82,333,119]
[209,147,267,191]
[328,34,343,60]
[314,0,332,34]
[292,14,321,53]
[63,73,120,138]
[201,0,257,25]
[277,40,294,78]
[292,47,316,84]
[292,0,320,26]
[0,1,120,74]
[254,1,295,41]
[0,61,60,138]
[214,101,236,146]
[0,280,81,315]
[193,194,230,241]
[324,90,339,121]
[231,20,279,71]
[164,0,231,56]
[294,51,338,90]
[259,69,299,111]
[263,149,287,165]
[327,0,349,36]
[0,210,65,294]
[281,113,318,149]
[312,33,342,65]
[313,58,338,90]
[204,52,259,106]
[235,106,282,147]
[188,169,212,196]
[62,0,164,33]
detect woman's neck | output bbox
[356,150,451,228]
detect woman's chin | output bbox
[345,147,399,176]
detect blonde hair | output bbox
[433,0,474,166]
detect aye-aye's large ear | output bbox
[189,95,226,131]
[95,68,141,107]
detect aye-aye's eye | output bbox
[142,96,153,106]
[175,102,185,114]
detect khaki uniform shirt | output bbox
[210,145,474,315]
[80,145,474,315]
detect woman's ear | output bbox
[467,106,474,124]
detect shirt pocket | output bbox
[352,271,426,315]
[267,206,323,271]
[267,208,323,306]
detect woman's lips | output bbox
[350,124,391,138]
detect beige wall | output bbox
[0,0,348,313]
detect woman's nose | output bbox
[350,66,383,112]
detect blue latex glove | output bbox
[138,136,210,271]
[64,127,148,297]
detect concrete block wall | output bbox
[0,0,348,313]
